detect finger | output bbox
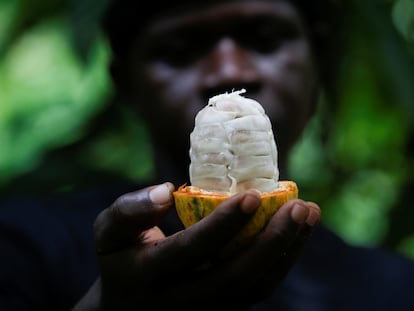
[232,199,310,273]
[94,182,174,255]
[136,189,262,275]
[305,201,322,227]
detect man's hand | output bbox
[74,182,320,310]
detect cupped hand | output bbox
[76,182,320,310]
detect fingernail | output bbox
[240,191,261,214]
[291,204,309,224]
[149,183,173,205]
[306,207,321,226]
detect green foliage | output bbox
[397,234,414,258]
[80,109,154,182]
[392,0,414,53]
[0,16,112,186]
[290,0,414,257]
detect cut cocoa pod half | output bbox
[173,180,298,253]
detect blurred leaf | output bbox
[289,101,335,191]
[397,234,414,259]
[392,0,414,43]
[323,170,399,246]
[81,108,154,182]
[331,61,408,171]
[0,0,19,52]
[67,0,111,60]
[0,0,110,61]
[0,18,112,186]
[0,0,65,56]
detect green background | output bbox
[1,0,414,259]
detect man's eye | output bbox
[149,34,206,67]
[151,40,187,66]
[237,19,299,53]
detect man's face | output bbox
[123,0,319,177]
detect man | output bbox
[77,1,323,309]
[2,0,414,310]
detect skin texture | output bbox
[75,0,322,309]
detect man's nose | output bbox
[201,38,259,89]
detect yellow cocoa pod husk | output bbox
[173,180,298,253]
